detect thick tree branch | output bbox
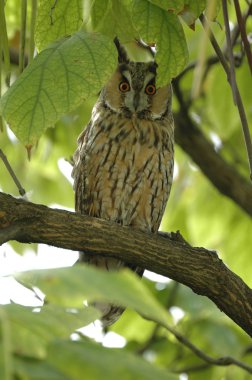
[0,192,252,337]
[174,109,252,216]
[172,74,252,217]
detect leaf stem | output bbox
[19,0,27,74]
[0,149,26,196]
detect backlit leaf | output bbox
[132,0,188,85]
[35,0,83,51]
[47,339,179,380]
[0,31,117,145]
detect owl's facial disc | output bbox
[120,62,156,114]
[102,60,171,119]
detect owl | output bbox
[72,39,174,326]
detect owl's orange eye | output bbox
[145,84,156,95]
[119,81,130,92]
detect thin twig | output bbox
[172,363,210,374]
[222,0,238,104]
[138,280,252,374]
[19,0,27,74]
[0,149,26,196]
[199,13,252,180]
[0,0,11,86]
[233,0,252,74]
[160,322,252,374]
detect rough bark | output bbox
[0,191,252,336]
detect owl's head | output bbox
[101,39,172,120]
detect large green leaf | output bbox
[147,0,184,12]
[132,0,188,86]
[86,0,137,42]
[0,303,100,358]
[14,356,68,380]
[0,31,117,146]
[47,339,179,380]
[19,266,172,327]
[35,0,83,51]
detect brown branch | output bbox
[200,13,252,180]
[172,101,252,217]
[0,192,252,337]
[233,0,252,74]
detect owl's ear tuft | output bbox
[114,37,130,63]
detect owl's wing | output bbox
[72,122,92,213]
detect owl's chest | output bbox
[83,114,173,229]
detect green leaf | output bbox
[0,303,100,358]
[88,0,110,30]
[179,0,206,27]
[35,0,83,51]
[86,0,137,42]
[132,0,188,85]
[0,31,117,145]
[14,356,66,380]
[147,0,184,12]
[19,266,172,327]
[47,339,179,380]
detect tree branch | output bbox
[0,192,252,337]
[172,82,252,217]
[200,13,252,180]
[174,110,252,216]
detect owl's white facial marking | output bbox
[120,63,155,114]
[101,60,171,121]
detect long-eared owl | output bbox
[72,39,174,326]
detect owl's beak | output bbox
[133,93,140,111]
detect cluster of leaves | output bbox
[1,1,252,380]
[1,266,251,380]
[0,267,179,380]
[0,0,210,146]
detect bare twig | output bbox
[222,0,238,104]
[199,13,252,180]
[138,282,252,375]
[228,3,252,49]
[172,363,210,374]
[19,0,27,74]
[0,150,26,196]
[162,322,252,374]
[233,0,252,74]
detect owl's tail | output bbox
[79,253,143,326]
